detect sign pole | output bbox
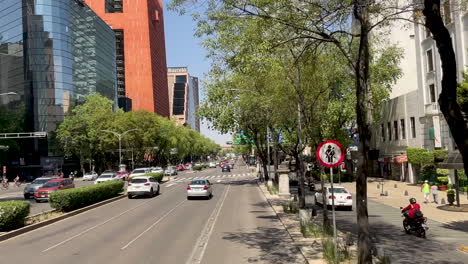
[330,167,337,257]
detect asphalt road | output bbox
[306,187,468,264]
[0,179,95,215]
[0,162,306,264]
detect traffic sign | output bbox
[316,140,345,168]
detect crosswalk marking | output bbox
[168,173,254,184]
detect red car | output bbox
[34,178,75,202]
[177,165,185,171]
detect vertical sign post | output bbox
[316,140,345,258]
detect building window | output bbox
[381,124,385,142]
[105,0,123,13]
[426,49,434,72]
[394,121,399,140]
[443,0,452,24]
[429,84,436,103]
[388,122,392,141]
[411,117,416,138]
[115,30,125,97]
[401,119,406,140]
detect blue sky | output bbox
[162,0,231,145]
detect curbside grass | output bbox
[50,181,124,212]
[0,201,30,232]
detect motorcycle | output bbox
[400,207,428,238]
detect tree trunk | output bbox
[262,161,269,182]
[353,1,372,263]
[423,0,468,197]
[294,153,306,208]
[320,165,330,229]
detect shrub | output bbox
[436,176,449,186]
[407,148,434,164]
[421,165,437,183]
[322,238,350,264]
[436,168,449,176]
[193,165,203,171]
[283,200,298,214]
[446,189,455,195]
[50,181,124,212]
[434,149,449,162]
[141,172,164,182]
[0,201,30,232]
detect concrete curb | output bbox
[256,181,311,264]
[0,194,126,242]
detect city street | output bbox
[0,164,306,264]
[0,179,95,215]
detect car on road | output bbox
[129,168,151,179]
[23,176,59,199]
[177,165,185,171]
[209,162,217,168]
[34,178,75,202]
[116,171,130,181]
[314,185,352,210]
[150,167,164,174]
[127,176,160,198]
[164,166,177,176]
[221,164,231,172]
[94,172,120,184]
[83,172,98,181]
[187,179,213,199]
[183,164,192,170]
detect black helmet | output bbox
[409,198,417,204]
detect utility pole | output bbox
[101,129,139,165]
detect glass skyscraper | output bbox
[0,0,117,177]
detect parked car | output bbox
[164,166,178,176]
[129,168,151,179]
[127,176,160,198]
[83,172,98,181]
[94,172,119,184]
[209,162,217,168]
[315,185,352,211]
[116,171,130,181]
[187,179,213,199]
[221,165,231,172]
[150,167,164,174]
[183,164,192,170]
[177,165,185,171]
[34,178,75,202]
[23,176,59,199]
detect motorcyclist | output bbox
[401,197,423,225]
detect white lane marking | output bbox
[186,183,231,264]
[166,183,176,187]
[42,186,179,252]
[216,180,221,183]
[121,200,186,250]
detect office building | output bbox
[0,0,117,177]
[373,1,466,183]
[84,0,170,116]
[167,67,200,131]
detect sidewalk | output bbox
[339,178,468,224]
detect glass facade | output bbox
[0,0,117,176]
[173,75,186,115]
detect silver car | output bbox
[187,179,213,200]
[164,166,177,176]
[23,176,58,199]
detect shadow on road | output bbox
[441,220,468,234]
[221,227,306,264]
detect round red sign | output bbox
[316,140,345,168]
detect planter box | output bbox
[439,185,447,191]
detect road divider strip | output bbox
[185,183,231,264]
[121,199,186,250]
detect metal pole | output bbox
[330,167,337,256]
[267,127,270,182]
[118,135,122,165]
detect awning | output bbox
[439,151,464,169]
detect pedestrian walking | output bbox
[421,180,430,203]
[431,182,438,204]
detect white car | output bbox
[150,167,164,174]
[187,178,213,200]
[83,172,98,181]
[127,176,160,198]
[94,172,119,184]
[315,185,353,211]
[209,162,217,168]
[164,166,177,176]
[130,168,151,179]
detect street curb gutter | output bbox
[0,194,126,242]
[256,181,310,264]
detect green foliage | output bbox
[300,220,332,238]
[141,173,164,182]
[266,184,278,195]
[420,165,437,183]
[433,149,448,162]
[322,238,351,264]
[50,181,124,212]
[457,70,468,115]
[192,165,203,171]
[436,176,449,186]
[436,168,449,176]
[407,148,434,164]
[446,189,455,195]
[0,201,30,231]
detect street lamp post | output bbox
[101,129,139,164]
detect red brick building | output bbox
[84,0,170,116]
